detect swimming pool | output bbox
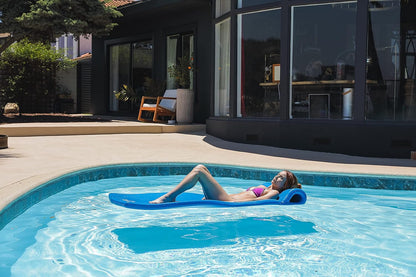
[1,163,416,276]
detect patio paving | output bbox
[0,120,415,212]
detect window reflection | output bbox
[167,34,194,90]
[216,0,231,18]
[291,2,357,119]
[109,41,153,113]
[237,9,281,117]
[132,41,153,97]
[215,19,231,117]
[366,0,416,120]
[109,44,130,112]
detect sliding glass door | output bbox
[109,40,153,113]
[214,18,231,117]
[291,2,357,119]
[166,33,194,90]
[237,8,281,117]
[366,0,416,120]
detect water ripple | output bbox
[3,177,416,276]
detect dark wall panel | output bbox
[207,118,416,158]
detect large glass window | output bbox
[132,41,153,95]
[54,35,77,59]
[291,2,357,119]
[216,0,231,18]
[166,33,194,90]
[109,41,153,112]
[366,0,416,120]
[215,18,231,117]
[109,44,130,112]
[237,8,281,117]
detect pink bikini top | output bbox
[246,187,265,197]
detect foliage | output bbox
[0,0,122,53]
[168,55,194,89]
[143,77,166,97]
[114,84,140,105]
[0,39,75,113]
[114,78,166,106]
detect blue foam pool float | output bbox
[109,188,306,210]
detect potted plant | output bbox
[168,55,194,124]
[114,78,166,111]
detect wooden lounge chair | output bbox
[137,89,177,122]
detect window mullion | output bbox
[353,0,369,121]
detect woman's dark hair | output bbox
[284,171,302,190]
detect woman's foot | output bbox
[149,194,176,204]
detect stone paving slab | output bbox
[0,122,205,136]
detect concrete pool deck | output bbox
[1,119,416,212]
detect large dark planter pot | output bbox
[0,134,8,149]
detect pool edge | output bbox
[1,162,416,230]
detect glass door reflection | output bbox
[290,2,357,119]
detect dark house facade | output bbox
[92,0,211,123]
[92,0,416,158]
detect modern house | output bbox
[92,0,211,120]
[92,0,416,158]
[54,0,135,113]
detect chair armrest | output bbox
[157,97,176,100]
[156,96,177,105]
[142,96,158,100]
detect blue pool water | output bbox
[1,172,416,276]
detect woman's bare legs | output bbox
[149,165,232,203]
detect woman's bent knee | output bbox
[194,164,207,171]
[193,164,209,175]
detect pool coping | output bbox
[1,162,416,230]
[0,121,206,137]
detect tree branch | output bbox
[0,37,16,54]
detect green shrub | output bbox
[0,39,74,113]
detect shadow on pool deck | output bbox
[203,136,416,168]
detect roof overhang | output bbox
[119,0,210,19]
[73,52,92,62]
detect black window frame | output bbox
[212,0,370,121]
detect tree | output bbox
[0,39,75,113]
[0,0,122,53]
